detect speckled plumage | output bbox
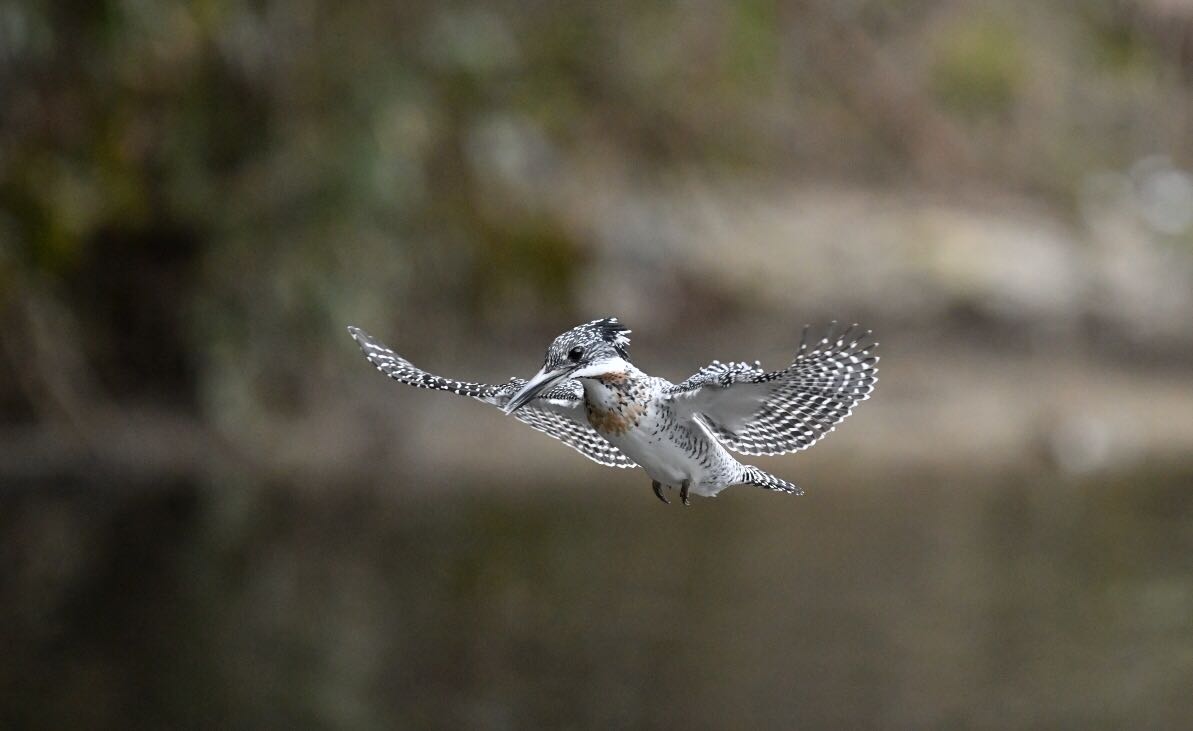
[348,318,878,504]
[348,326,636,468]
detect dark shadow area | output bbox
[3,468,1192,730]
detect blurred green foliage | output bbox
[2,0,1193,424]
[929,13,1024,119]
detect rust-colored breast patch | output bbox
[586,402,646,436]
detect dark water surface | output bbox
[3,470,1192,730]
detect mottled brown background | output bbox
[2,1,1192,729]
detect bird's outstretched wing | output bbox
[665,324,878,456]
[348,326,637,468]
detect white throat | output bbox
[570,355,636,380]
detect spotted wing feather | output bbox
[348,326,637,468]
[666,324,878,456]
[508,403,637,468]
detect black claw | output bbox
[652,480,670,505]
[680,479,691,506]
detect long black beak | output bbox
[503,365,575,414]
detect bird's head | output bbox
[503,317,632,414]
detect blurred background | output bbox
[3,0,1193,728]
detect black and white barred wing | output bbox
[666,324,878,456]
[505,387,637,469]
[348,326,637,468]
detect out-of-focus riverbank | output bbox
[5,339,1190,493]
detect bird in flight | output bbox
[348,318,877,505]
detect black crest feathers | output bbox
[595,317,631,357]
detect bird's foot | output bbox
[652,480,670,505]
[680,479,691,506]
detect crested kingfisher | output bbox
[348,318,878,505]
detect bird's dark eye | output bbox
[568,346,584,362]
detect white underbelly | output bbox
[577,377,742,495]
[601,415,741,495]
[605,428,696,486]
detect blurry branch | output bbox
[1,282,102,444]
[1127,0,1193,85]
[789,0,979,181]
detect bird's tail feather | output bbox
[740,465,804,495]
